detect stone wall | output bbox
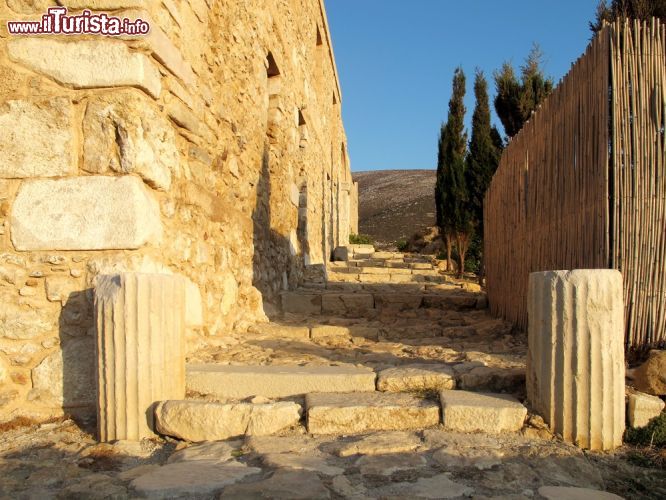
[0,0,355,422]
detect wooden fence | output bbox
[484,19,666,350]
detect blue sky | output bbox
[326,0,599,172]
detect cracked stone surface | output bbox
[1,419,664,499]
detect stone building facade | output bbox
[0,0,357,421]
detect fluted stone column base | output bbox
[527,270,625,450]
[95,273,186,442]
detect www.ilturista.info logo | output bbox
[6,7,150,36]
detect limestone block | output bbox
[186,364,376,399]
[8,39,161,98]
[155,400,302,441]
[377,364,456,392]
[627,389,665,428]
[527,270,625,450]
[359,267,393,275]
[332,246,349,261]
[335,431,422,457]
[281,292,321,314]
[349,244,374,253]
[321,293,374,315]
[631,350,666,395]
[310,325,351,340]
[0,98,74,178]
[83,91,178,191]
[374,293,423,311]
[31,337,95,408]
[411,263,434,270]
[95,273,186,441]
[372,252,394,259]
[248,323,310,339]
[439,390,527,433]
[0,302,54,340]
[306,392,440,435]
[11,176,162,251]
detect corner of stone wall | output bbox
[0,0,355,422]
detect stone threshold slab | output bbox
[186,364,377,399]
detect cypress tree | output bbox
[466,70,502,233]
[436,67,467,273]
[465,70,503,278]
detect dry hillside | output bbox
[352,169,436,248]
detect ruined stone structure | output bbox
[0,0,358,422]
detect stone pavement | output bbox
[1,418,664,499]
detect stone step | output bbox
[329,266,438,276]
[186,364,377,399]
[332,245,375,261]
[155,400,302,441]
[377,364,456,392]
[439,390,527,434]
[306,392,440,435]
[281,291,480,316]
[327,272,447,285]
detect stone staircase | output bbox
[159,245,528,442]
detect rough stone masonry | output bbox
[0,0,358,423]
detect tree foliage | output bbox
[466,70,502,234]
[493,44,553,138]
[436,67,468,273]
[590,0,666,32]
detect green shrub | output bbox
[349,233,373,245]
[396,239,408,252]
[625,412,666,448]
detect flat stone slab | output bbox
[374,293,423,310]
[262,453,344,476]
[335,431,422,457]
[321,293,374,315]
[167,441,242,464]
[356,453,426,476]
[155,400,301,441]
[306,392,440,435]
[377,364,456,392]
[538,486,625,500]
[440,390,527,433]
[247,323,310,339]
[384,474,474,499]
[627,389,665,428]
[433,445,503,470]
[9,38,161,98]
[130,460,260,498]
[186,364,376,399]
[222,470,331,499]
[10,176,161,251]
